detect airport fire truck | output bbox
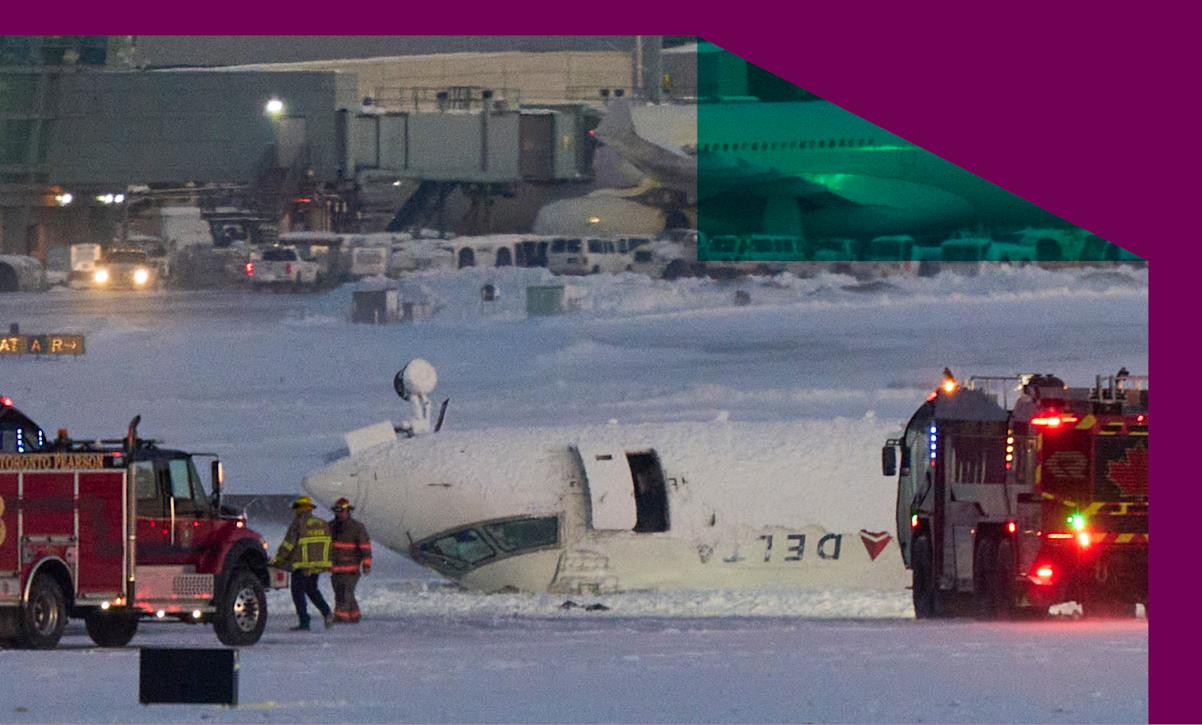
[0,397,276,648]
[882,370,1148,619]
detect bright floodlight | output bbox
[133,268,150,286]
[265,98,285,115]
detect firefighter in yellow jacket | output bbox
[329,497,372,623]
[271,496,334,631]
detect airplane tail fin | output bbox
[596,100,635,141]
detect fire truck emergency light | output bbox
[1031,414,1079,428]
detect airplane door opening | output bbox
[628,452,669,533]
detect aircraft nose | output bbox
[302,465,351,510]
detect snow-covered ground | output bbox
[0,265,1148,722]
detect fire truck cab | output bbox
[882,370,1148,619]
[0,398,275,649]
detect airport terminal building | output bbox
[0,37,676,258]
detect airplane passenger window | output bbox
[483,517,559,553]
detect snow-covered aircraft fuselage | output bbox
[303,421,908,594]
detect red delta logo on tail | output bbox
[1107,446,1149,497]
[859,530,892,561]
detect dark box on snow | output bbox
[139,647,239,705]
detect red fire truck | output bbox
[0,397,277,648]
[882,370,1148,619]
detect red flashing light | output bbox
[1137,414,1146,423]
[245,262,254,277]
[1006,521,1017,535]
[1034,565,1055,583]
[1031,414,1079,428]
[0,396,11,407]
[1077,532,1091,548]
[926,391,937,401]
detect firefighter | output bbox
[271,495,334,631]
[328,497,372,623]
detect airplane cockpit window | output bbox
[421,529,495,566]
[413,517,562,577]
[483,517,559,553]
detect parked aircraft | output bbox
[536,99,1072,241]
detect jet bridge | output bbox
[338,106,589,184]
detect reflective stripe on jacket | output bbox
[275,512,332,573]
[330,517,372,574]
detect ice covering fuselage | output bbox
[303,422,907,594]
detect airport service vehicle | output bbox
[349,245,390,278]
[90,248,158,290]
[302,362,908,594]
[547,238,631,275]
[882,370,1148,619]
[0,399,277,649]
[246,246,321,290]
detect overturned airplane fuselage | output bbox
[303,421,908,594]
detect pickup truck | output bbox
[246,247,322,291]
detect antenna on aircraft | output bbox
[394,359,439,437]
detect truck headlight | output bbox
[94,269,110,284]
[133,268,150,286]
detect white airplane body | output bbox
[303,420,908,594]
[536,99,1069,239]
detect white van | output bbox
[350,245,390,278]
[548,237,631,275]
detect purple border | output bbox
[7,4,1178,721]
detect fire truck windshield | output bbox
[0,406,48,453]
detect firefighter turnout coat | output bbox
[330,517,372,574]
[274,511,332,574]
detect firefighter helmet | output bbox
[332,497,354,512]
[291,495,316,510]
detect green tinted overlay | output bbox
[691,42,1141,265]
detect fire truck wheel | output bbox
[990,539,1017,619]
[911,534,939,619]
[973,537,997,619]
[84,610,139,647]
[16,575,67,649]
[213,569,267,647]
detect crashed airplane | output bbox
[302,362,907,594]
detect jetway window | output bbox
[483,517,559,553]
